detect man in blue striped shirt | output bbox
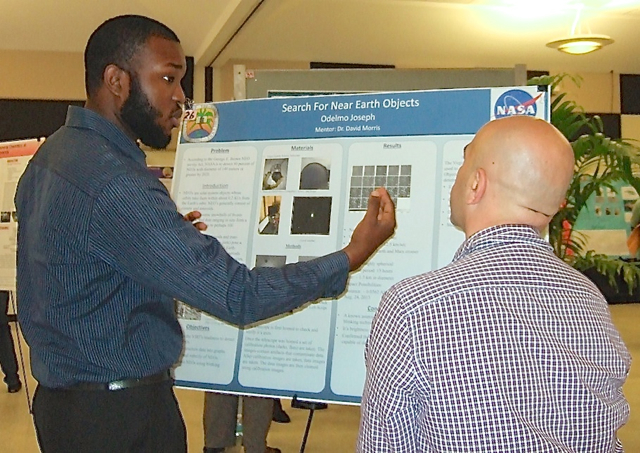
[15,15,395,453]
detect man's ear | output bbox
[467,168,487,205]
[103,64,130,101]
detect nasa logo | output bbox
[494,90,542,118]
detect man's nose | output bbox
[174,84,186,105]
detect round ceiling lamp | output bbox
[546,34,614,55]
[547,5,613,55]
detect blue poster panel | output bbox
[171,86,550,404]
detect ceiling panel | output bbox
[1,0,640,73]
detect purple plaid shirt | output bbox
[358,225,630,452]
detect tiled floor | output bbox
[2,304,640,452]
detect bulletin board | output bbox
[171,85,550,404]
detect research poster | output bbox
[172,86,550,404]
[0,138,42,291]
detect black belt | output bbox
[66,370,172,391]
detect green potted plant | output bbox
[528,73,640,302]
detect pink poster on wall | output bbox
[0,138,43,291]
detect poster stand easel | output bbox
[291,395,328,453]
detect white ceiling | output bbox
[2,0,640,74]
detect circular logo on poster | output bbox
[494,89,541,119]
[182,105,219,143]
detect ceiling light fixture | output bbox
[547,34,614,54]
[546,6,613,55]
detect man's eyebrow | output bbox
[463,144,469,157]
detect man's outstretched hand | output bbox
[343,187,396,271]
[184,210,208,232]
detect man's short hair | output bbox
[84,15,180,98]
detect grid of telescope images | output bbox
[349,164,411,211]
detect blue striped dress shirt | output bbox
[358,225,630,452]
[15,106,349,388]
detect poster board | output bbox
[171,86,550,404]
[0,138,42,291]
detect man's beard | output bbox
[120,76,172,149]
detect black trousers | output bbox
[0,291,19,387]
[32,378,187,453]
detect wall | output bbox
[554,70,620,113]
[1,49,624,123]
[0,49,85,100]
[0,49,208,103]
[213,59,308,101]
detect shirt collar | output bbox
[65,105,147,166]
[452,224,552,262]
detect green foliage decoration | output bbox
[528,73,640,293]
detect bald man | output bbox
[357,116,631,452]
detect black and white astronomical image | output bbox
[291,197,332,235]
[349,164,411,211]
